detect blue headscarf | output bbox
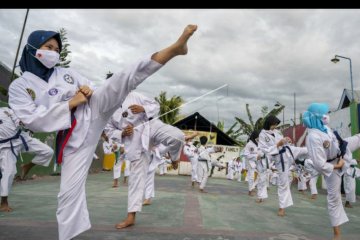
[302,103,329,133]
[19,30,62,82]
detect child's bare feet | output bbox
[345,201,353,208]
[21,163,35,180]
[310,194,317,200]
[143,199,152,206]
[199,189,208,193]
[115,213,135,229]
[255,198,264,203]
[0,198,13,212]
[277,208,285,217]
[112,179,119,188]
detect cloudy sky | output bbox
[1,9,359,131]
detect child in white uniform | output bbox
[0,107,53,212]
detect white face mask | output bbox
[34,49,60,68]
[322,114,330,125]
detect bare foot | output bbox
[255,198,263,203]
[333,226,341,240]
[277,208,285,217]
[199,189,208,193]
[112,184,119,188]
[115,213,135,229]
[345,201,353,208]
[143,199,152,206]
[173,25,198,56]
[0,204,13,212]
[191,182,195,188]
[21,163,35,180]
[311,194,317,200]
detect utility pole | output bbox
[293,92,296,145]
[10,9,29,82]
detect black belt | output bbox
[0,129,29,158]
[278,146,294,172]
[326,156,339,163]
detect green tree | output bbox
[230,103,289,144]
[216,120,224,131]
[155,91,183,124]
[57,28,71,68]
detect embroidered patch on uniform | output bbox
[26,88,36,101]
[250,147,254,152]
[48,88,59,96]
[265,136,270,142]
[63,74,74,84]
[122,111,128,118]
[323,140,330,149]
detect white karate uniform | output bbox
[344,159,358,203]
[113,145,129,180]
[306,128,348,227]
[0,107,53,197]
[227,158,235,180]
[144,144,168,200]
[9,55,163,240]
[197,145,216,190]
[342,134,360,203]
[259,129,307,209]
[105,91,184,213]
[234,159,244,182]
[183,142,199,182]
[243,141,259,191]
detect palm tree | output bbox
[155,91,183,124]
[230,103,288,143]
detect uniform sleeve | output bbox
[183,146,193,158]
[8,80,71,132]
[104,115,123,144]
[7,108,21,127]
[102,142,113,154]
[92,55,163,114]
[307,135,334,177]
[242,143,258,162]
[211,160,223,168]
[258,132,279,156]
[289,146,308,160]
[138,93,160,119]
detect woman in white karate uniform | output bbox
[303,103,347,240]
[8,25,197,240]
[0,107,53,212]
[259,115,307,217]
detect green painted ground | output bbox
[0,172,359,240]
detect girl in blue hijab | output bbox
[302,103,329,133]
[19,30,62,82]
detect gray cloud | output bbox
[1,9,359,131]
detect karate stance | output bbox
[8,25,198,240]
[0,107,53,212]
[303,103,347,240]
